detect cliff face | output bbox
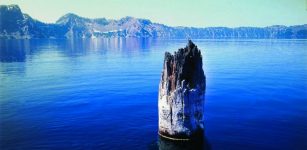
[158,40,206,139]
[0,5,24,33]
[0,5,67,39]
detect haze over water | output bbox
[0,38,306,149]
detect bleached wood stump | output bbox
[158,40,206,140]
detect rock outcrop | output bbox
[158,40,206,140]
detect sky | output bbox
[0,0,306,27]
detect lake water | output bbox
[0,38,306,150]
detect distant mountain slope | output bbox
[0,5,306,39]
[0,5,67,39]
[55,13,175,38]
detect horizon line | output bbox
[1,4,307,28]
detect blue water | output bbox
[0,38,306,150]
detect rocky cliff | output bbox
[0,5,67,39]
[158,40,206,140]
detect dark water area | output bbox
[0,38,306,150]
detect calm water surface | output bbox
[0,38,306,150]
